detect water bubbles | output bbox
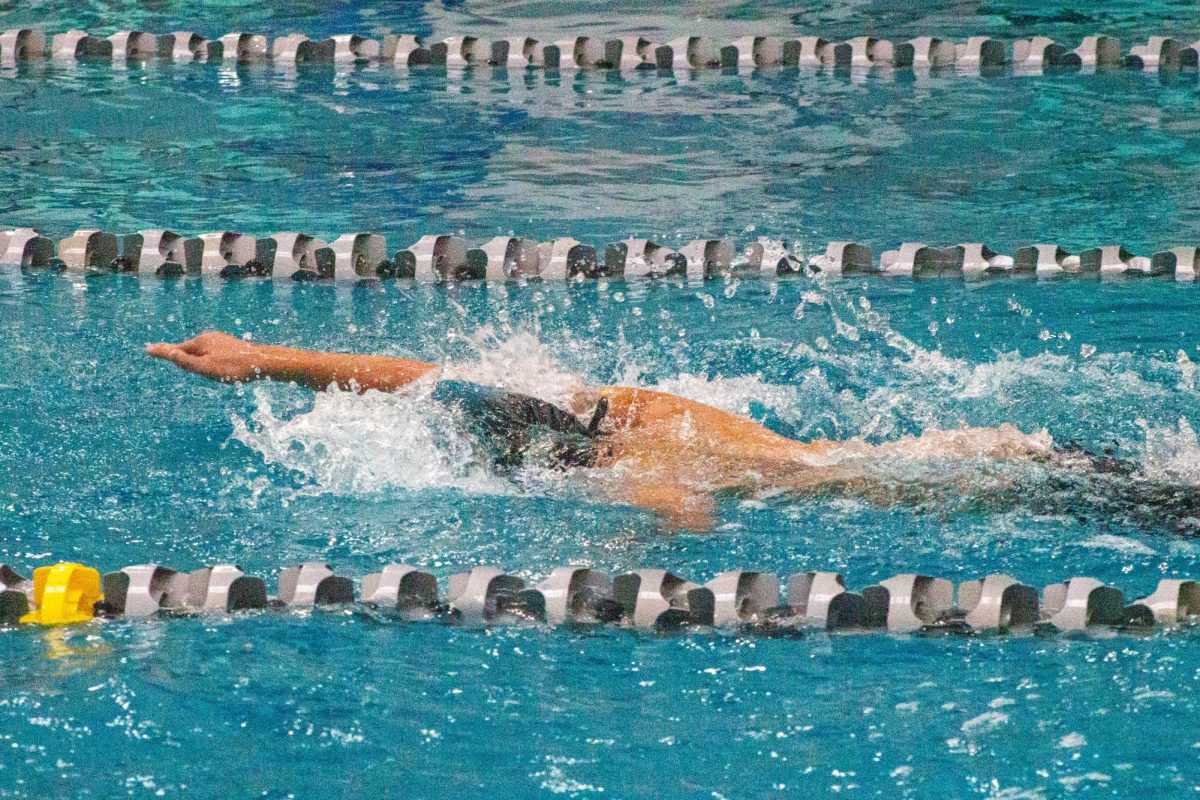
[1081,344,1097,358]
[928,322,939,336]
[612,292,625,303]
[699,293,716,310]
[631,307,642,317]
[1039,330,1052,341]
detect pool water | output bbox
[5,0,1200,797]
[4,275,1200,797]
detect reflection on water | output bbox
[0,53,1197,254]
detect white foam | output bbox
[441,328,588,409]
[230,383,511,496]
[1137,418,1200,485]
[1078,535,1155,556]
[224,290,1200,507]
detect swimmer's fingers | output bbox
[146,342,208,374]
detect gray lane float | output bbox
[1041,577,1127,630]
[1014,244,1081,275]
[159,32,212,62]
[0,565,33,624]
[656,36,722,70]
[406,234,469,282]
[361,564,439,615]
[724,36,796,69]
[0,228,53,267]
[537,237,596,280]
[808,241,874,274]
[861,574,955,632]
[606,36,654,70]
[679,239,735,280]
[786,571,871,630]
[955,36,1006,68]
[330,232,390,280]
[187,564,268,612]
[51,31,111,61]
[879,243,946,276]
[445,566,538,625]
[1129,579,1200,624]
[3,559,1199,636]
[1078,245,1159,276]
[706,570,779,626]
[262,232,335,281]
[5,28,1200,78]
[612,569,715,629]
[12,227,1200,282]
[953,243,1015,274]
[1127,36,1186,71]
[58,229,118,271]
[1012,37,1081,72]
[108,31,157,62]
[607,238,686,278]
[533,567,621,624]
[126,230,203,276]
[957,574,1039,630]
[908,36,957,68]
[382,34,430,67]
[198,231,261,277]
[551,36,606,70]
[1075,35,1124,69]
[219,32,269,63]
[102,564,189,617]
[0,28,45,64]
[277,563,355,607]
[331,33,380,63]
[468,236,541,281]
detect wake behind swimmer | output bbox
[148,330,1196,532]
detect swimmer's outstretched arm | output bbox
[147,331,436,392]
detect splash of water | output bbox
[226,286,1200,505]
[230,382,511,497]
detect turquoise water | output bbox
[5,0,1200,797]
[4,275,1200,797]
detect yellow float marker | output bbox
[19,563,103,625]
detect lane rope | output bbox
[2,30,1199,77]
[3,230,1198,281]
[1,561,1195,633]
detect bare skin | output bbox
[148,331,1055,529]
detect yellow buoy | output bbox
[19,563,103,625]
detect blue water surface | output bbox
[2,272,1200,798]
[4,0,1200,797]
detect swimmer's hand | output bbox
[147,331,263,383]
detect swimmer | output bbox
[147,331,1137,530]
